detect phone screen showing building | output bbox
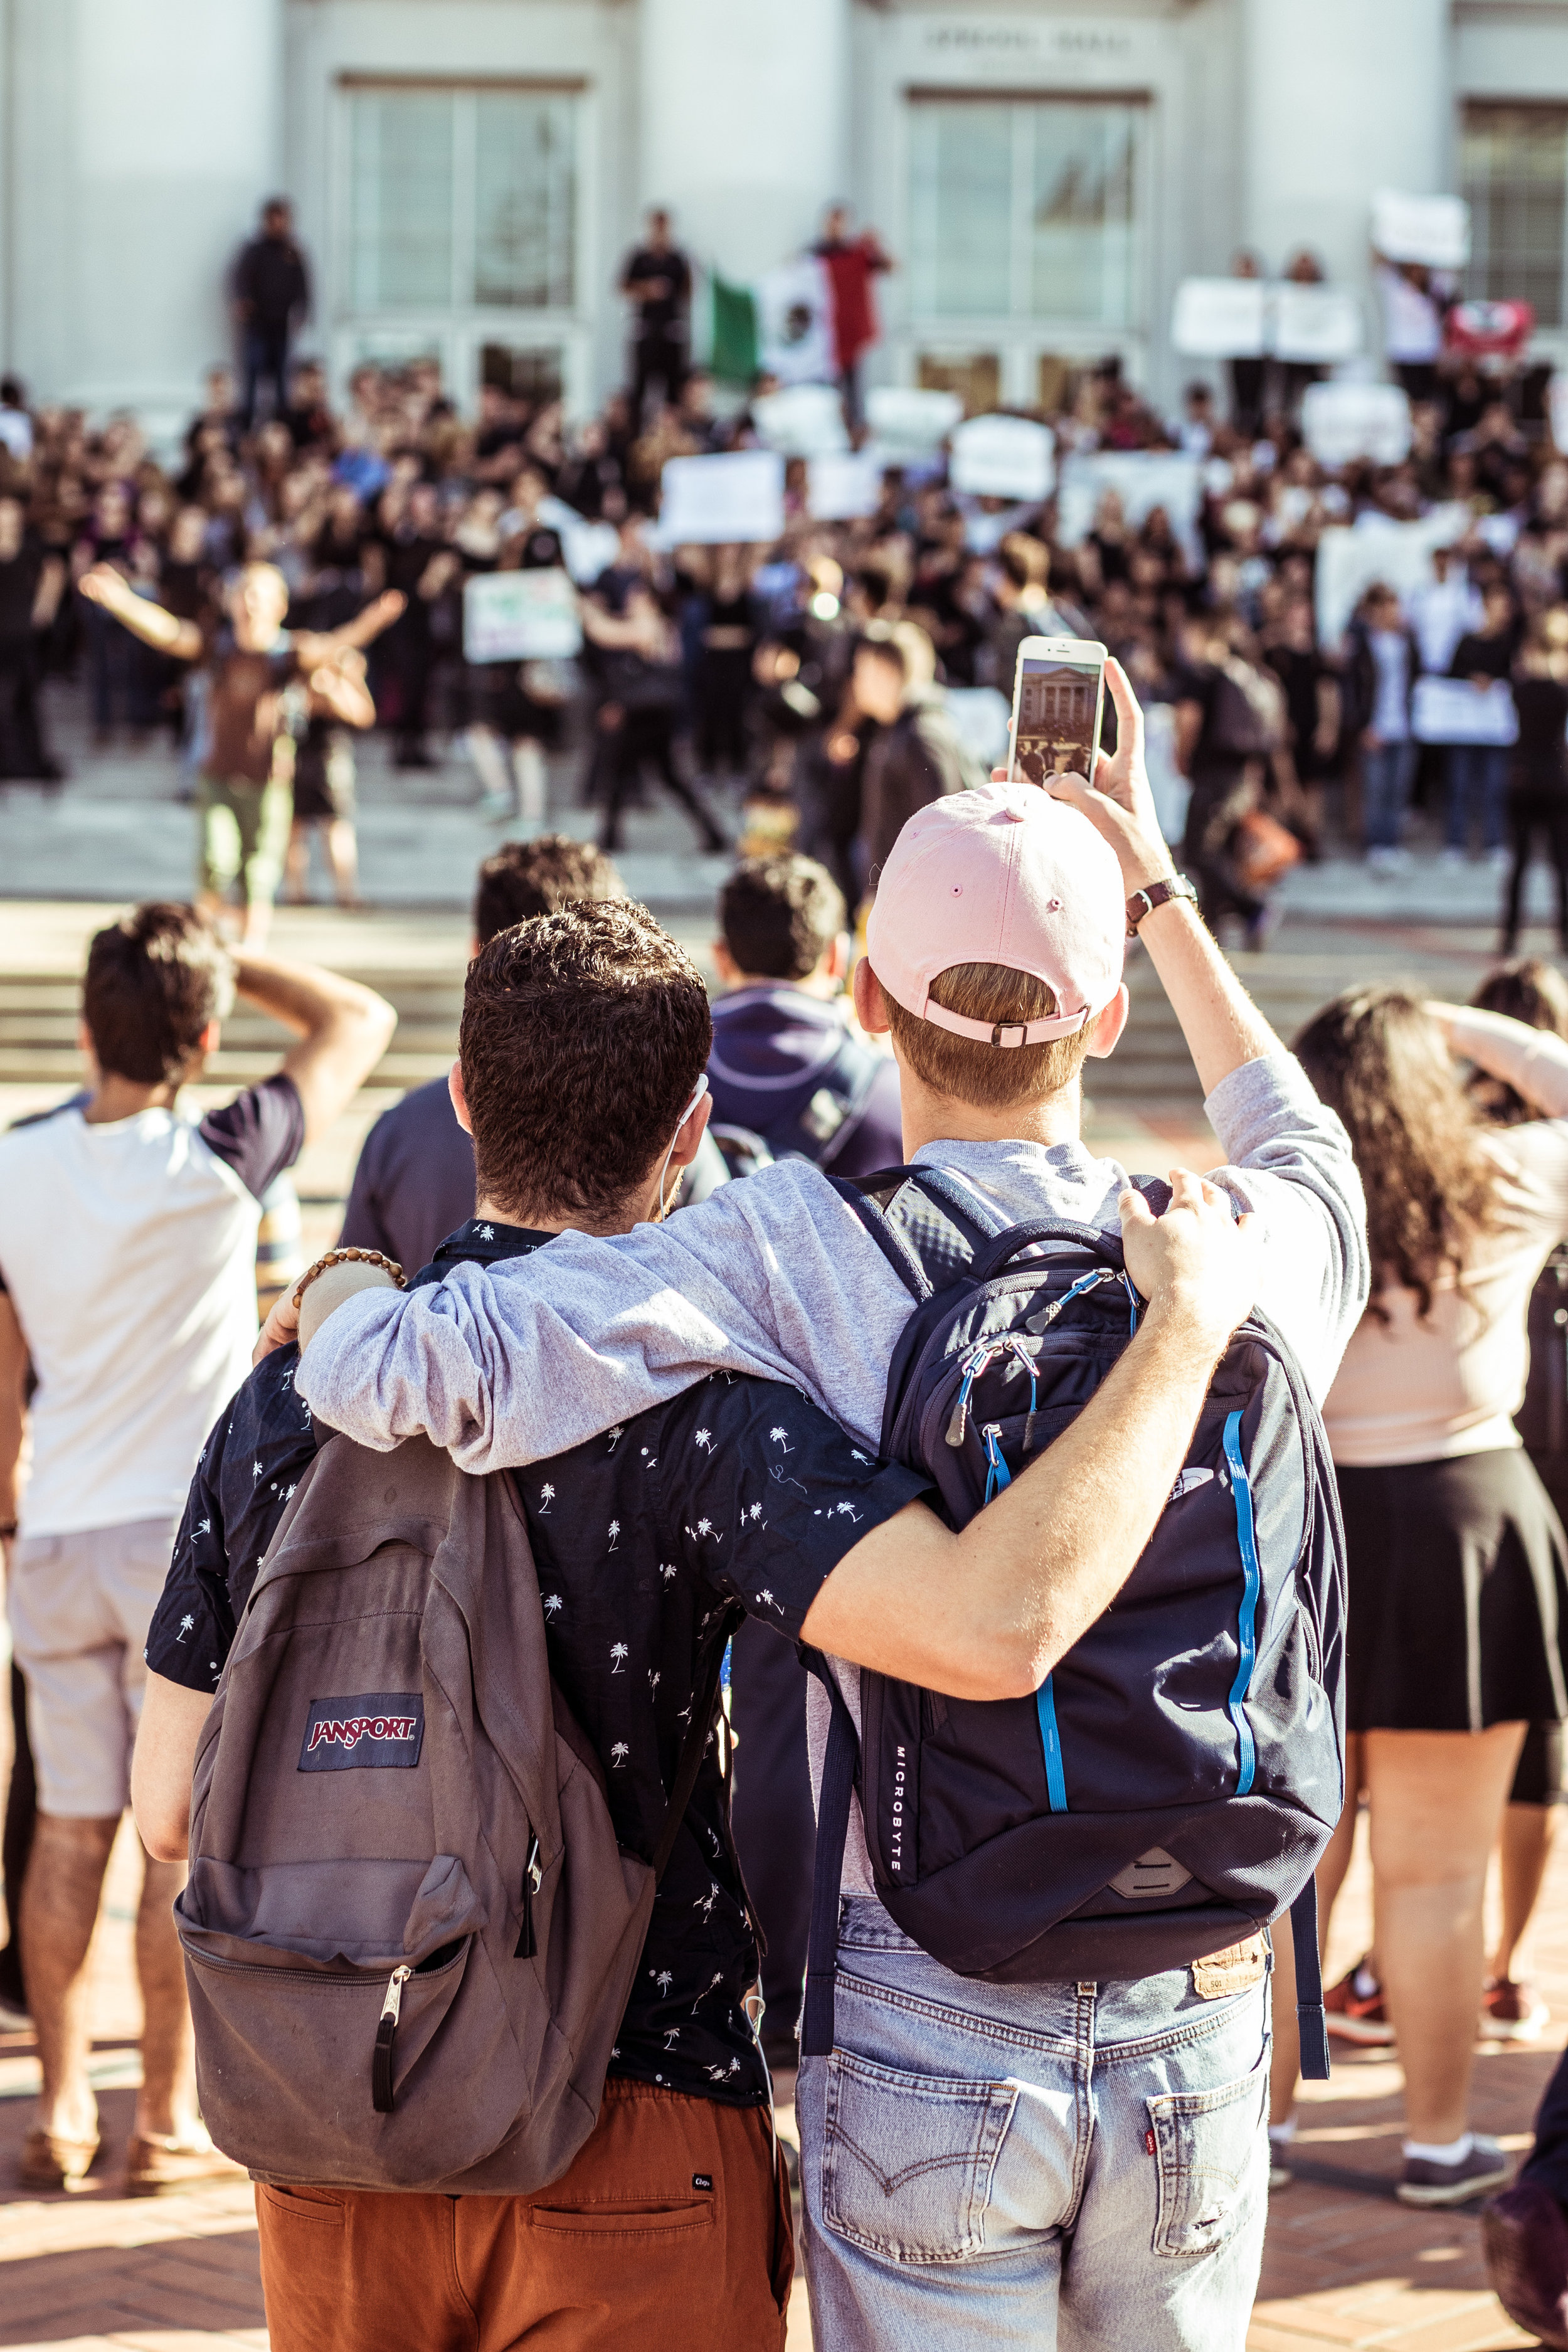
[1014,655,1103,786]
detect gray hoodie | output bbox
[300,1049,1367,1902]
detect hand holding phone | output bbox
[1009,636,1108,789]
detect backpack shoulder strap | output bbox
[825,1173,931,1303]
[798,1649,859,2059]
[650,1601,745,1883]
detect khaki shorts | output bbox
[8,1518,177,1818]
[198,771,293,909]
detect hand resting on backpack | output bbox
[797,1165,1263,1701]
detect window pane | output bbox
[909,100,1014,317]
[1030,103,1140,326]
[474,92,577,309]
[350,92,453,310]
[1463,104,1568,327]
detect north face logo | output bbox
[299,1692,425,1773]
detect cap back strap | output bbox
[918,996,1091,1049]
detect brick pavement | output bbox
[0,1809,1564,2348]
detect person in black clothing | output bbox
[0,495,65,780]
[231,199,312,429]
[621,209,692,428]
[1502,617,1568,951]
[1449,581,1522,860]
[131,896,1212,2348]
[581,533,726,855]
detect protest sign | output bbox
[864,386,963,462]
[1170,278,1268,359]
[657,450,786,546]
[1273,285,1364,363]
[1412,676,1519,747]
[536,494,619,586]
[1313,504,1470,648]
[807,450,884,521]
[1552,373,1568,455]
[752,384,849,458]
[463,569,581,665]
[1056,451,1204,566]
[756,255,835,385]
[1372,189,1471,270]
[1446,299,1534,361]
[1301,381,1412,467]
[949,415,1055,502]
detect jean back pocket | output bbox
[1146,2062,1266,2258]
[822,2048,1018,2265]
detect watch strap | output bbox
[1126,874,1197,936]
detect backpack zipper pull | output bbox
[945,1345,998,1448]
[372,1964,412,2115]
[982,1423,1013,1506]
[514,1833,543,1959]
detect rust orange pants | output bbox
[255,2078,792,2352]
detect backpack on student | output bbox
[802,1165,1346,2077]
[177,1430,736,2191]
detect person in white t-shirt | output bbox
[0,903,394,2194]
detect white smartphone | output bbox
[1009,635,1109,790]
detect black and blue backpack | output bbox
[800,1164,1346,2077]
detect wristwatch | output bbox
[1126,874,1198,936]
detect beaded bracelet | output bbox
[292,1247,407,1313]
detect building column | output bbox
[1240,0,1451,292]
[8,0,283,420]
[637,0,849,284]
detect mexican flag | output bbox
[704,257,836,387]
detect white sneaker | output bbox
[1488,845,1513,873]
[1439,847,1467,869]
[1366,847,1396,877]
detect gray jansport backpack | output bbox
[800,1167,1345,2077]
[177,1430,729,2191]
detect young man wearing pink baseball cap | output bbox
[294,660,1369,2349]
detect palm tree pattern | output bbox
[147,1252,915,2111]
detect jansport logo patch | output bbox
[298,1692,425,1773]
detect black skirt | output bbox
[1339,1447,1568,1733]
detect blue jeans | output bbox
[1447,743,1510,852]
[797,1900,1271,2351]
[1362,740,1416,850]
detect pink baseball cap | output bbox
[865,783,1126,1047]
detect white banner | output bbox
[949,415,1055,502]
[1301,381,1412,467]
[1313,505,1471,649]
[1273,285,1364,363]
[657,450,786,546]
[1412,675,1518,747]
[1372,189,1471,270]
[756,255,836,386]
[751,383,849,458]
[807,450,884,521]
[864,385,963,460]
[463,569,581,664]
[1055,451,1204,566]
[536,495,620,587]
[1170,278,1268,359]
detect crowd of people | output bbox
[14,211,1568,2352]
[3,214,1567,957]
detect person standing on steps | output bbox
[78,559,403,946]
[0,906,393,2195]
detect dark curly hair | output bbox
[1295,985,1503,1321]
[82,903,235,1085]
[1468,958,1568,1128]
[458,900,712,1226]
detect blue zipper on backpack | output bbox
[982,1424,1068,1813]
[1221,1409,1260,1796]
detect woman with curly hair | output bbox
[1271,985,1568,2209]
